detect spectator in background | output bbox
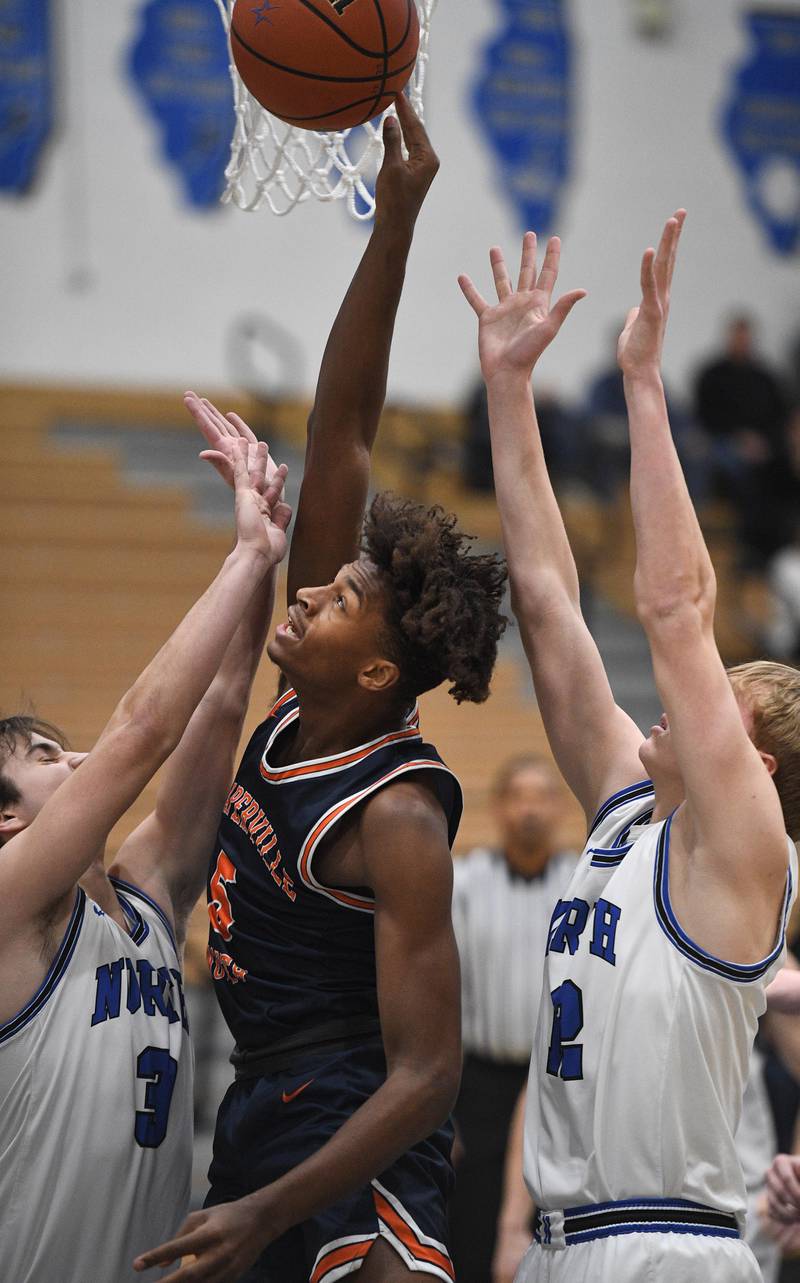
[694,313,790,566]
[462,377,582,493]
[449,756,578,1283]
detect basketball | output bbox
[229,0,420,131]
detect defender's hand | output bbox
[766,1153,800,1224]
[374,92,439,232]
[231,437,290,567]
[617,210,686,378]
[184,392,288,500]
[133,1198,271,1282]
[458,233,586,382]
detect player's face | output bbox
[268,558,393,692]
[639,712,679,779]
[1,735,88,836]
[495,766,561,851]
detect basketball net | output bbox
[213,0,437,220]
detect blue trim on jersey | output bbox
[566,1222,739,1244]
[113,889,150,947]
[588,781,654,838]
[0,888,86,1047]
[110,876,178,957]
[535,1197,740,1247]
[589,844,633,868]
[653,814,793,982]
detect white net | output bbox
[213,0,437,220]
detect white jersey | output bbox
[0,878,194,1283]
[524,780,796,1225]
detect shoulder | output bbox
[361,776,449,837]
[359,780,452,900]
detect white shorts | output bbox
[515,1231,761,1283]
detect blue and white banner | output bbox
[473,0,572,234]
[128,0,233,209]
[0,0,52,193]
[722,10,800,255]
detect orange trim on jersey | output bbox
[310,1237,373,1283]
[298,760,455,912]
[373,1189,455,1278]
[265,687,297,721]
[259,725,421,785]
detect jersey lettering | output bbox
[589,897,621,965]
[207,945,248,984]
[209,850,237,941]
[547,898,590,955]
[547,897,622,966]
[91,959,188,1030]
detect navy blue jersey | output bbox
[207,688,463,1052]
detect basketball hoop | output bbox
[213,0,437,220]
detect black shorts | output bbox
[207,1041,455,1282]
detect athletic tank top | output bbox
[524,780,796,1226]
[0,880,193,1282]
[208,688,463,1051]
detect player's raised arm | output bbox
[287,93,438,603]
[458,235,645,822]
[621,212,788,961]
[1,443,288,925]
[111,395,292,940]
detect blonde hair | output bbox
[727,661,800,839]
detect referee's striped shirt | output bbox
[452,847,578,1064]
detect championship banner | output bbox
[129,0,233,209]
[473,0,572,233]
[722,9,800,255]
[0,0,52,193]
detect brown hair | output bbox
[0,715,69,810]
[363,493,508,704]
[727,661,800,839]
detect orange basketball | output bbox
[230,0,420,131]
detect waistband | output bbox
[231,1015,382,1079]
[534,1198,741,1249]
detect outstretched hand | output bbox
[191,397,292,567]
[374,92,439,231]
[617,210,686,377]
[458,233,586,381]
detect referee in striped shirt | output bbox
[450,755,578,1283]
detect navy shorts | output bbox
[206,1040,455,1283]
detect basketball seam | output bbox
[292,0,412,60]
[356,0,390,127]
[231,24,417,85]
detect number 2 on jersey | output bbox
[547,980,584,1080]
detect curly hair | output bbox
[362,493,507,704]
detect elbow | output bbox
[634,565,717,633]
[414,1058,462,1130]
[113,690,182,762]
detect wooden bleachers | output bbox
[1,382,586,885]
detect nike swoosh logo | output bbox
[281,1078,315,1104]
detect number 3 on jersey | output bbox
[547,980,584,1080]
[209,850,237,941]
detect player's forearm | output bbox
[115,546,273,754]
[486,372,581,615]
[625,369,715,623]
[245,1062,458,1244]
[307,219,414,451]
